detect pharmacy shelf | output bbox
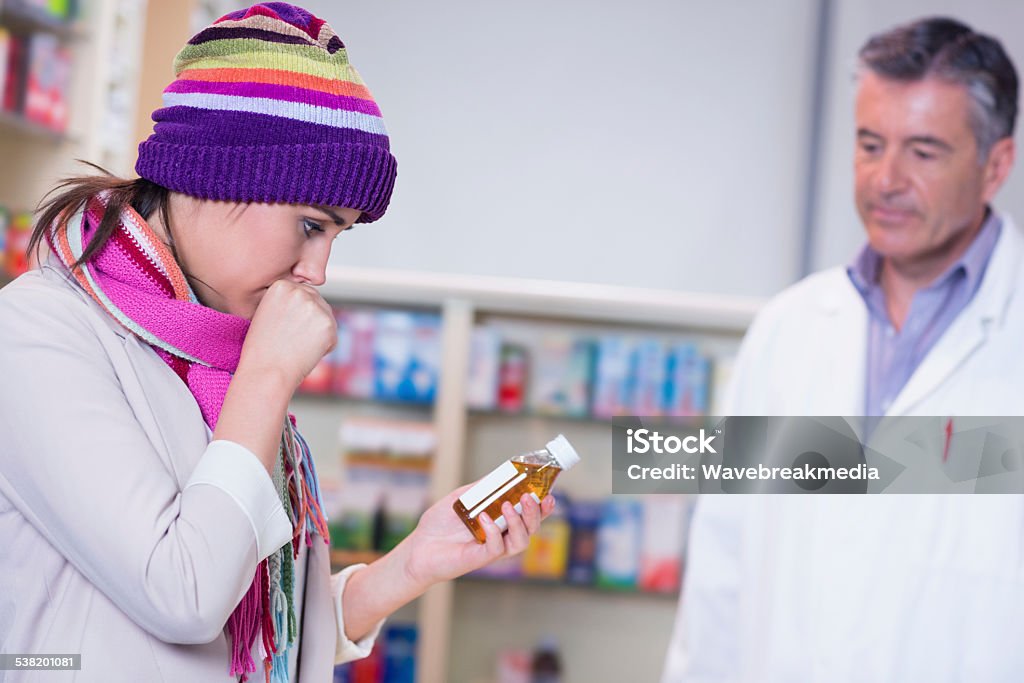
[0,0,146,213]
[451,576,680,683]
[457,573,680,600]
[330,549,385,568]
[320,265,760,332]
[298,266,764,683]
[331,549,680,599]
[294,395,709,427]
[293,389,433,414]
[0,0,78,39]
[467,407,713,427]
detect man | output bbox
[662,17,1024,682]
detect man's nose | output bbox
[874,150,908,195]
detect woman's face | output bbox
[156,194,360,319]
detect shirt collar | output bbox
[846,208,1002,300]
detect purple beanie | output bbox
[135,2,397,223]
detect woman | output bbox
[0,3,554,681]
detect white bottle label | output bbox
[459,460,526,517]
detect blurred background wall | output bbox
[164,0,1024,297]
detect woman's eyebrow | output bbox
[311,205,346,226]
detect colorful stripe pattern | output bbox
[48,193,330,683]
[135,2,397,222]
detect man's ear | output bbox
[982,136,1016,203]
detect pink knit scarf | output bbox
[49,193,329,683]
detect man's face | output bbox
[854,71,992,268]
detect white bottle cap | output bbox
[546,434,581,470]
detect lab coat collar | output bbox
[801,213,1021,418]
[886,213,1022,416]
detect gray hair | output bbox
[859,17,1018,161]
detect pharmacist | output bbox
[663,17,1024,682]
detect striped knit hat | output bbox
[135,2,397,223]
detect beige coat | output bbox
[0,259,382,682]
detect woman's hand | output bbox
[397,484,557,587]
[238,280,337,391]
[339,483,557,643]
[215,281,336,474]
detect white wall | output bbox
[299,0,819,297]
[812,1,1024,271]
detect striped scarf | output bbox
[48,192,330,683]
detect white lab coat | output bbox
[662,214,1024,682]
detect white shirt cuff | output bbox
[184,440,292,561]
[330,563,386,664]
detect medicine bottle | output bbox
[454,435,581,543]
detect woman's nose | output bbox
[292,243,331,286]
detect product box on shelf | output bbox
[298,356,333,394]
[331,307,376,399]
[46,0,75,21]
[520,491,571,580]
[566,499,601,585]
[495,648,532,683]
[591,336,635,419]
[0,205,10,276]
[638,495,688,593]
[630,339,669,416]
[496,342,528,413]
[5,0,75,21]
[2,33,26,114]
[594,497,643,590]
[373,311,440,404]
[24,33,71,131]
[710,353,735,415]
[5,211,33,277]
[665,342,711,417]
[466,325,501,411]
[327,464,381,552]
[0,28,10,106]
[528,334,594,418]
[378,467,428,552]
[333,623,417,683]
[332,418,435,553]
[382,623,416,683]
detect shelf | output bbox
[0,0,77,39]
[329,550,678,600]
[293,390,433,412]
[0,109,67,143]
[294,393,710,427]
[321,266,763,333]
[459,573,679,600]
[330,549,385,569]
[467,407,712,427]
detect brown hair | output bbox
[27,161,174,271]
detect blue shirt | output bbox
[847,210,1002,419]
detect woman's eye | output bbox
[302,219,325,237]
